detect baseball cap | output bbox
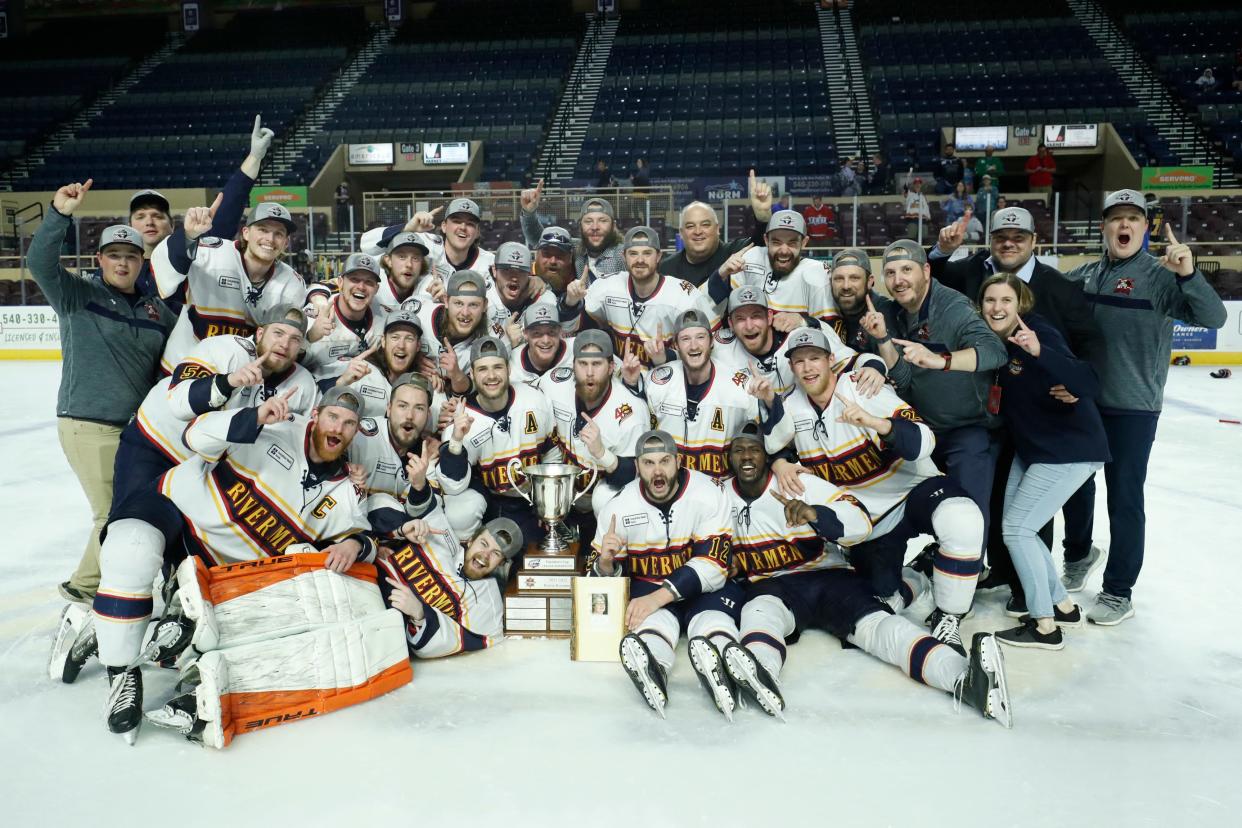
[1102,189,1147,217]
[883,239,928,267]
[256,303,307,331]
[446,270,487,298]
[494,241,532,273]
[673,308,712,336]
[247,202,296,233]
[831,248,872,274]
[732,422,765,448]
[341,252,381,281]
[728,285,768,315]
[98,225,144,253]
[990,207,1035,235]
[579,197,614,221]
[766,211,806,237]
[446,198,481,221]
[536,226,574,253]
[388,231,430,254]
[636,429,679,458]
[390,372,432,399]
[384,310,423,336]
[521,302,559,330]
[128,189,170,216]
[483,517,524,561]
[784,327,833,356]
[573,329,614,360]
[317,386,363,415]
[469,335,510,366]
[623,226,660,252]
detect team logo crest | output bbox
[614,403,633,422]
[650,365,674,385]
[551,366,573,382]
[915,323,931,341]
[359,417,379,437]
[145,303,161,322]
[1007,358,1024,376]
[1114,277,1134,296]
[399,297,422,314]
[679,280,694,294]
[732,370,749,387]
[713,328,735,345]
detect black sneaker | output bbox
[1019,603,1083,629]
[996,620,1064,650]
[58,581,93,604]
[975,568,1013,594]
[1004,594,1028,618]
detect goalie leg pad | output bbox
[94,518,165,667]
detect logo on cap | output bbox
[113,228,133,240]
[740,287,759,302]
[1001,213,1020,225]
[1113,192,1135,203]
[358,255,374,268]
[508,249,524,262]
[778,214,795,226]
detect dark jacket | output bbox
[929,250,1105,364]
[660,216,765,288]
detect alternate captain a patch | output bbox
[1114,277,1134,296]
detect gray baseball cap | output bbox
[521,302,559,330]
[536,226,574,252]
[1102,189,1147,217]
[784,327,833,356]
[573,329,614,360]
[883,239,927,267]
[673,308,713,336]
[256,303,307,331]
[469,335,510,366]
[831,248,872,274]
[636,429,679,458]
[317,386,363,415]
[483,517,524,561]
[728,285,769,315]
[247,202,296,233]
[766,210,807,237]
[623,225,660,252]
[342,252,382,281]
[384,310,423,335]
[579,197,614,221]
[388,231,430,254]
[446,270,487,298]
[390,372,432,399]
[494,241,532,273]
[128,189,170,216]
[446,197,481,221]
[98,225,144,253]
[732,422,765,448]
[990,207,1035,235]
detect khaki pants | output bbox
[57,418,122,594]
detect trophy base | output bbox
[505,540,583,639]
[535,519,575,555]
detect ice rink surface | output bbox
[1,361,1239,826]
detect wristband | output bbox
[595,448,618,470]
[941,351,953,371]
[874,332,892,344]
[448,438,463,454]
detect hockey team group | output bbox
[35,117,1227,746]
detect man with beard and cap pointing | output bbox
[520,179,626,281]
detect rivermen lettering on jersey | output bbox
[646,360,765,479]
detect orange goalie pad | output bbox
[188,551,380,604]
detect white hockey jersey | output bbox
[723,472,871,581]
[592,469,732,598]
[583,272,719,365]
[135,334,318,463]
[375,502,503,658]
[645,359,767,479]
[152,236,306,373]
[300,297,385,382]
[348,419,445,534]
[765,375,938,528]
[437,383,558,499]
[485,288,559,339]
[160,408,371,566]
[731,248,838,325]
[371,272,439,317]
[510,337,575,388]
[536,370,650,504]
[711,325,880,397]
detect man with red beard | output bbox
[533,225,577,293]
[510,303,575,388]
[91,386,374,742]
[486,241,557,344]
[828,248,898,355]
[520,180,626,281]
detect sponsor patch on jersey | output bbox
[794,418,814,433]
[376,460,399,474]
[359,417,379,437]
[659,402,686,417]
[198,236,223,248]
[614,403,633,422]
[551,366,573,383]
[266,444,295,470]
[360,384,386,399]
[328,344,352,359]
[650,365,674,385]
[743,262,766,277]
[604,295,631,309]
[622,513,649,528]
[552,403,574,422]
[470,427,493,447]
[217,274,241,290]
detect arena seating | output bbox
[22,7,368,191]
[575,3,834,180]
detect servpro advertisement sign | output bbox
[1141,166,1214,190]
[250,186,309,208]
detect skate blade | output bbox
[620,639,666,719]
[979,635,1013,729]
[688,640,735,722]
[145,707,194,734]
[119,725,139,746]
[724,648,785,721]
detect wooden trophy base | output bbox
[504,540,583,639]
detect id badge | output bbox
[987,384,1002,415]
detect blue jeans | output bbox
[1003,458,1104,620]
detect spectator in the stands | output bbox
[837,157,860,197]
[777,194,792,211]
[975,174,1000,219]
[593,159,615,190]
[934,142,965,195]
[1194,68,1217,94]
[631,157,651,188]
[996,195,1009,211]
[974,145,1004,184]
[944,181,973,224]
[903,178,931,240]
[335,181,351,230]
[803,195,836,246]
[865,151,892,195]
[965,210,984,243]
[1025,144,1056,194]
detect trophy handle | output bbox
[579,463,599,496]
[507,458,533,504]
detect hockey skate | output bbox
[105,666,144,745]
[955,632,1012,728]
[926,608,966,656]
[145,613,195,668]
[145,690,207,744]
[687,636,737,722]
[722,642,785,721]
[49,603,97,684]
[619,633,669,719]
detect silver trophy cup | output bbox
[507,461,598,555]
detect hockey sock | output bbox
[930,497,983,614]
[93,519,165,667]
[739,594,794,679]
[636,608,679,671]
[848,610,967,693]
